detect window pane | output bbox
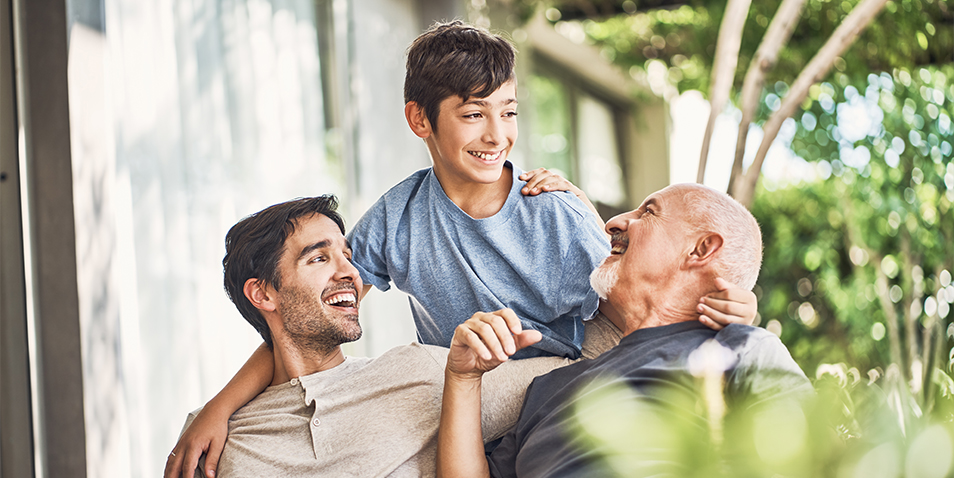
[65,1,339,476]
[577,93,626,207]
[526,73,573,180]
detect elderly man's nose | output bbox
[605,214,630,234]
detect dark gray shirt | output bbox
[487,322,814,478]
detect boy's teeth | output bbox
[471,151,501,160]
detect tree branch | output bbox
[733,0,890,206]
[697,0,752,183]
[727,0,807,194]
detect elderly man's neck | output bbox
[270,339,346,385]
[598,299,699,336]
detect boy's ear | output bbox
[687,233,723,266]
[405,101,432,139]
[244,278,277,313]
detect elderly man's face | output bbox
[591,185,693,307]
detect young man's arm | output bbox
[437,309,542,478]
[164,344,274,478]
[697,277,759,330]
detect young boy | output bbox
[165,21,756,478]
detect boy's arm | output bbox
[519,168,605,233]
[697,277,759,330]
[164,343,274,478]
[437,310,542,478]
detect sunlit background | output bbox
[1,0,951,476]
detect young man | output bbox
[167,21,757,477]
[163,196,582,477]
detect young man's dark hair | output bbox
[403,20,516,132]
[222,195,346,347]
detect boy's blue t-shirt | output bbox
[347,162,610,359]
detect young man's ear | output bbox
[405,101,432,139]
[244,278,277,312]
[688,233,724,266]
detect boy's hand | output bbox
[519,168,605,232]
[519,168,581,197]
[446,309,542,379]
[697,278,758,331]
[163,406,228,478]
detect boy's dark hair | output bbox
[222,195,346,347]
[404,21,516,132]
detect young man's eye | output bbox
[310,255,327,263]
[463,113,482,119]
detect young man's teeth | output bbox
[325,293,356,307]
[471,151,500,160]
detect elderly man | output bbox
[437,183,813,478]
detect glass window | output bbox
[576,92,626,207]
[65,1,342,475]
[526,73,573,180]
[526,69,627,208]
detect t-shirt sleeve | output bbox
[727,331,815,408]
[557,208,609,321]
[479,356,571,442]
[347,200,393,292]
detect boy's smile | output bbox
[415,80,519,198]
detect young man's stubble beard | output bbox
[279,285,362,354]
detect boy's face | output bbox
[424,81,518,188]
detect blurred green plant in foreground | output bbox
[570,346,954,477]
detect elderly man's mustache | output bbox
[610,232,629,254]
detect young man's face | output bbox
[271,213,363,352]
[425,80,518,189]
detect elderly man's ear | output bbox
[244,278,278,313]
[687,233,723,266]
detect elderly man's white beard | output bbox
[590,256,620,300]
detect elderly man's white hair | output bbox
[681,184,763,291]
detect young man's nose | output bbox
[333,254,359,281]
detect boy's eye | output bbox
[504,111,518,117]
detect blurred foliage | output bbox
[511,0,952,97]
[572,361,954,477]
[751,64,953,381]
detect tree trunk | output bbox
[727,0,807,193]
[731,0,890,207]
[697,0,752,183]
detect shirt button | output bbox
[312,418,321,427]
[290,378,298,386]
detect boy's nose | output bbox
[482,118,505,145]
